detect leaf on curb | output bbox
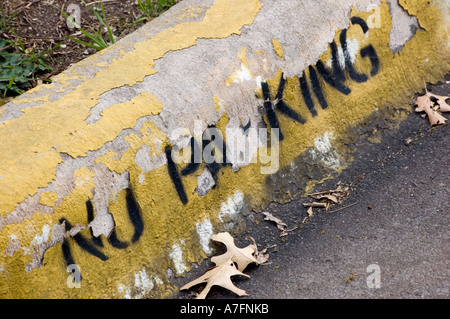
[211,232,258,272]
[180,257,250,299]
[414,90,449,126]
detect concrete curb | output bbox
[0,0,448,298]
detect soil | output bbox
[0,0,177,84]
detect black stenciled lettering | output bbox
[165,146,188,205]
[308,65,328,110]
[340,16,380,83]
[261,81,283,141]
[299,70,317,117]
[261,73,305,141]
[340,28,369,83]
[202,125,230,175]
[60,189,145,269]
[181,137,201,176]
[311,15,379,105]
[59,217,109,269]
[315,40,351,95]
[360,44,380,77]
[61,233,76,266]
[169,126,232,204]
[240,120,251,134]
[125,187,144,243]
[350,16,369,34]
[256,16,381,143]
[108,229,129,249]
[275,75,306,124]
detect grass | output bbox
[1,0,179,100]
[0,36,62,97]
[0,7,16,33]
[58,0,178,52]
[0,7,62,98]
[56,0,116,51]
[137,0,177,18]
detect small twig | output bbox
[0,44,13,52]
[303,202,327,208]
[327,202,357,214]
[13,0,41,13]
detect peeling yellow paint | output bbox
[95,120,166,173]
[12,94,51,105]
[212,94,225,113]
[39,192,58,207]
[225,47,255,86]
[0,0,263,217]
[176,5,205,21]
[271,39,284,58]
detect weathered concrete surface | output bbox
[0,0,448,298]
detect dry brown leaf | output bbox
[307,206,314,217]
[302,206,314,224]
[180,257,250,299]
[246,236,271,265]
[262,211,287,231]
[308,187,349,203]
[181,232,265,299]
[431,93,450,112]
[210,232,258,272]
[414,91,449,126]
[255,248,270,264]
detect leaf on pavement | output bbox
[246,236,271,265]
[180,232,265,299]
[211,232,258,272]
[414,90,449,126]
[262,211,287,230]
[180,257,250,299]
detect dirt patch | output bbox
[0,0,179,96]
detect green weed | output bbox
[0,36,61,97]
[0,7,17,33]
[57,0,178,52]
[136,0,177,18]
[56,0,116,51]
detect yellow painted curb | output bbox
[0,0,448,298]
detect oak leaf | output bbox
[262,211,287,230]
[246,236,271,265]
[180,232,266,299]
[211,232,258,272]
[414,90,449,126]
[180,257,250,299]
